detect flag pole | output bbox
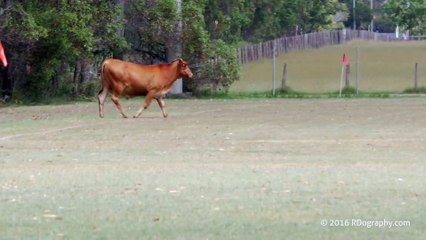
[339,54,348,97]
[355,48,359,96]
[0,40,8,68]
[339,64,344,97]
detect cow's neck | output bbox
[163,62,181,87]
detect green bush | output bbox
[403,87,426,94]
[341,86,357,96]
[186,39,240,96]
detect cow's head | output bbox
[177,58,193,78]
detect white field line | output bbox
[0,124,89,141]
[189,108,223,115]
[241,138,423,144]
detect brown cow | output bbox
[98,58,193,118]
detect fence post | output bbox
[345,64,350,87]
[272,40,276,96]
[415,63,419,89]
[281,63,288,90]
[355,47,359,96]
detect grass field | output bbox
[231,40,426,93]
[1,98,425,239]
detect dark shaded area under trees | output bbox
[0,0,400,102]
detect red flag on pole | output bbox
[343,54,348,65]
[0,40,8,67]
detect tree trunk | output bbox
[1,66,11,101]
[113,0,126,60]
[345,64,350,87]
[73,61,82,95]
[281,63,287,90]
[168,0,182,94]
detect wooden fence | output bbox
[237,30,402,64]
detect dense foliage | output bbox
[0,0,127,101]
[342,0,399,32]
[0,0,403,102]
[382,0,426,35]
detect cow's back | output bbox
[102,59,165,98]
[103,59,142,87]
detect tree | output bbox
[0,0,127,101]
[242,0,297,41]
[343,0,373,29]
[124,0,178,62]
[0,0,350,101]
[382,0,426,35]
[295,0,343,32]
[181,0,239,94]
[204,0,253,44]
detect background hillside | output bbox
[232,40,426,93]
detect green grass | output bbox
[1,100,426,239]
[403,86,426,94]
[202,87,391,99]
[232,40,426,93]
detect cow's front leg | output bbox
[134,92,155,118]
[156,97,168,118]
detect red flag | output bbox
[343,54,348,65]
[0,40,8,67]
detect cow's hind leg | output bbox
[111,92,128,118]
[97,86,109,118]
[156,97,168,118]
[134,92,155,118]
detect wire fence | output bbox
[236,30,406,64]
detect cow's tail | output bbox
[98,60,110,118]
[98,60,109,96]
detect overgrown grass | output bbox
[201,86,392,99]
[403,87,426,94]
[232,40,426,93]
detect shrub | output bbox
[403,87,426,94]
